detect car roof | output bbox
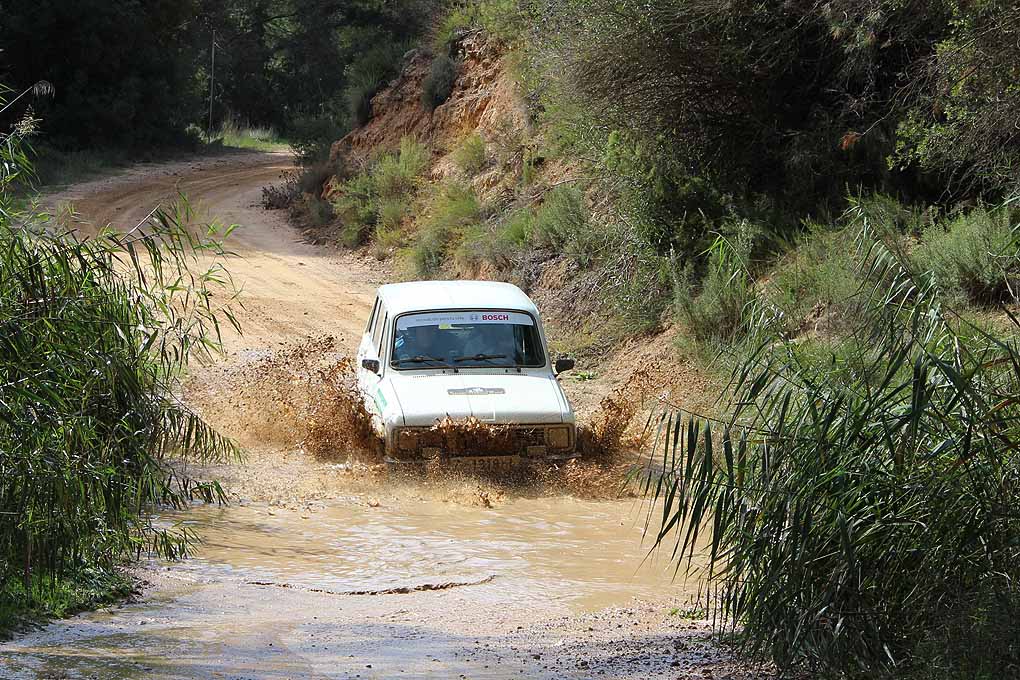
[376,280,539,317]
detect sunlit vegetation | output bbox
[0,98,238,632]
[646,198,1020,676]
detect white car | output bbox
[356,280,576,464]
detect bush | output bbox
[409,182,481,277]
[218,119,287,151]
[453,223,496,272]
[344,42,410,127]
[603,132,729,258]
[673,229,755,345]
[306,196,334,226]
[913,205,1020,305]
[421,55,457,111]
[433,5,476,55]
[499,208,534,246]
[1,130,236,627]
[532,185,599,265]
[289,115,344,164]
[377,196,409,231]
[648,222,1020,676]
[261,171,301,210]
[373,196,410,258]
[374,215,407,262]
[297,162,333,196]
[432,0,524,52]
[612,249,673,334]
[330,137,430,251]
[372,137,430,198]
[333,171,377,247]
[452,132,488,175]
[766,226,861,336]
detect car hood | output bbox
[389,372,570,426]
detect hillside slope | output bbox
[316,32,721,425]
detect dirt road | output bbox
[0,152,767,679]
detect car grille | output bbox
[392,424,564,459]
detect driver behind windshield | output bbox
[394,324,443,362]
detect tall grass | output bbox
[1,108,239,629]
[217,119,289,152]
[645,199,1020,676]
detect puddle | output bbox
[167,495,700,611]
[0,495,707,679]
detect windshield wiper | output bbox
[454,353,509,363]
[393,355,452,366]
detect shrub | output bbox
[421,55,457,111]
[332,171,377,248]
[373,196,410,257]
[648,224,1020,676]
[532,185,585,246]
[612,249,673,334]
[433,5,477,55]
[913,205,1020,305]
[344,42,410,127]
[218,119,287,151]
[453,223,495,272]
[603,132,729,258]
[330,137,430,252]
[288,115,344,164]
[306,196,334,227]
[409,182,481,277]
[766,226,861,336]
[0,198,237,626]
[476,0,524,44]
[499,208,534,246]
[532,185,602,265]
[673,230,755,344]
[374,224,406,262]
[432,0,524,52]
[261,171,301,210]
[297,162,333,196]
[452,132,488,175]
[372,137,430,198]
[377,196,409,231]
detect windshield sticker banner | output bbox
[397,311,534,330]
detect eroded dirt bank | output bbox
[0,154,770,679]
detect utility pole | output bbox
[208,29,216,139]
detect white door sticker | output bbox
[397,311,534,330]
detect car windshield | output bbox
[391,310,545,369]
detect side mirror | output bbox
[554,357,575,375]
[361,358,380,374]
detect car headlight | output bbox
[545,426,572,450]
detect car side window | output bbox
[372,311,387,354]
[366,298,379,334]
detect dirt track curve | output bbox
[0,152,770,680]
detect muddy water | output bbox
[169,495,698,612]
[0,495,707,679]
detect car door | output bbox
[357,301,387,420]
[357,296,378,378]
